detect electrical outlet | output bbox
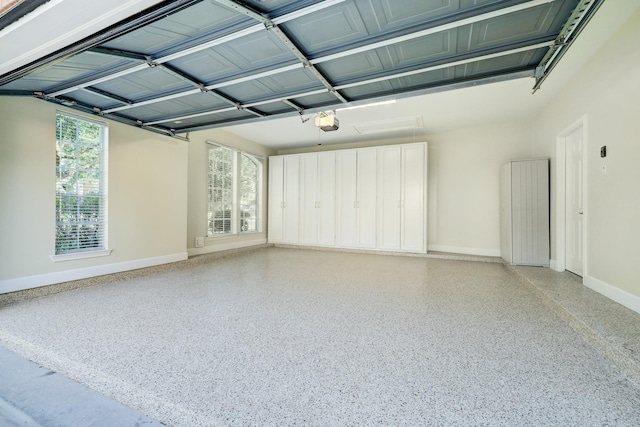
[195,236,205,248]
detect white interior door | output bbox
[565,125,584,276]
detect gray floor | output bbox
[0,345,163,427]
[1,247,639,426]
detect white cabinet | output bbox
[377,143,426,252]
[401,143,427,252]
[268,142,427,254]
[336,150,357,247]
[377,146,402,250]
[336,148,377,249]
[500,159,549,266]
[268,155,299,244]
[299,152,336,246]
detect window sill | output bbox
[50,249,112,263]
[206,232,263,240]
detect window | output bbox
[208,145,234,234]
[207,144,261,236]
[55,113,107,255]
[240,153,259,233]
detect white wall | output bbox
[186,128,276,256]
[427,121,533,256]
[532,5,640,309]
[0,97,188,293]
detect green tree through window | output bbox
[208,145,233,234]
[207,144,261,236]
[240,154,259,232]
[55,113,106,254]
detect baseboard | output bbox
[188,237,267,257]
[427,245,500,257]
[584,274,640,315]
[0,252,188,295]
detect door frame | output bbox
[554,115,588,276]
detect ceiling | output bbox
[0,0,604,148]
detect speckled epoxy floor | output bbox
[1,247,639,426]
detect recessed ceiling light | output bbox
[337,100,396,112]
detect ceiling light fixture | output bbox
[336,99,396,112]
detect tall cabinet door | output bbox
[268,155,299,244]
[401,143,426,252]
[299,153,319,245]
[267,156,284,243]
[510,159,549,266]
[336,150,357,247]
[377,146,402,250]
[282,155,300,244]
[499,163,513,264]
[356,148,377,249]
[317,152,336,246]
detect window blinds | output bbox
[55,113,106,254]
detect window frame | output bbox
[51,111,110,262]
[206,142,263,238]
[207,144,236,236]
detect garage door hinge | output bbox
[263,19,275,30]
[145,57,159,68]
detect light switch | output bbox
[600,164,607,175]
